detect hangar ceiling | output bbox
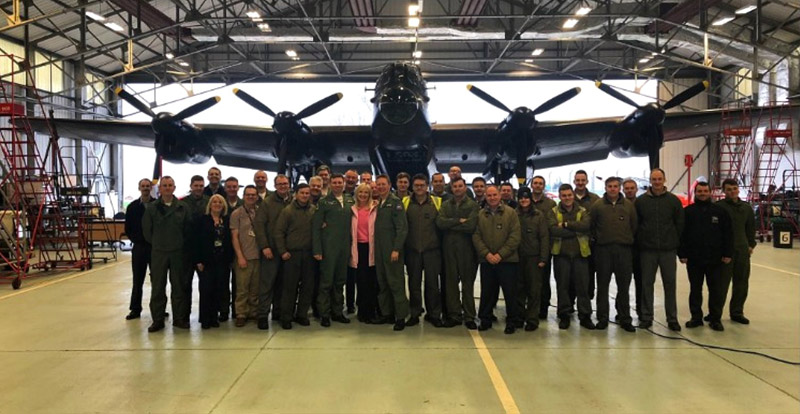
[1,0,798,105]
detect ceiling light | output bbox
[524,59,533,63]
[735,5,757,14]
[408,4,419,15]
[711,16,735,26]
[413,60,421,65]
[408,17,420,27]
[412,50,422,58]
[246,11,261,19]
[104,22,124,32]
[251,17,263,22]
[257,23,271,32]
[165,53,174,59]
[639,58,650,63]
[531,48,544,56]
[179,61,190,67]
[85,11,105,21]
[563,19,579,29]
[575,6,592,16]
[291,57,300,61]
[285,49,298,57]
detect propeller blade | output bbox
[115,87,155,118]
[663,80,709,110]
[233,88,276,118]
[295,93,344,119]
[649,125,664,170]
[466,84,512,113]
[173,96,221,121]
[276,137,289,175]
[595,81,641,109]
[531,87,581,116]
[152,156,162,181]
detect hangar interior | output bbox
[0,0,798,413]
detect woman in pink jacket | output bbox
[350,182,379,323]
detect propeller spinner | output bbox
[467,84,581,185]
[115,87,221,180]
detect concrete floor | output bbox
[0,246,797,414]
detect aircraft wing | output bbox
[26,118,155,147]
[663,104,800,142]
[431,118,619,172]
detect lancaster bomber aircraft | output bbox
[25,62,773,186]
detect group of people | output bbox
[124,164,756,335]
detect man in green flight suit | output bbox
[716,178,757,325]
[313,174,355,327]
[143,176,192,332]
[435,177,479,329]
[254,174,292,329]
[374,174,410,331]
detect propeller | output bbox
[595,80,709,169]
[467,84,582,185]
[233,88,344,176]
[115,87,221,180]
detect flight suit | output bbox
[436,196,479,322]
[403,194,443,321]
[275,200,316,323]
[532,196,557,317]
[143,198,191,324]
[254,192,293,321]
[716,198,756,318]
[312,192,355,319]
[516,206,549,326]
[374,194,409,321]
[575,190,600,302]
[548,203,592,321]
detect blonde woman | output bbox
[193,194,233,329]
[349,183,380,323]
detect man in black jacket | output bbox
[124,178,153,320]
[679,182,733,331]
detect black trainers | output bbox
[393,319,405,331]
[125,312,141,320]
[147,320,165,333]
[731,315,750,325]
[257,318,270,330]
[685,319,703,328]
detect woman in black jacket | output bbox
[194,194,233,329]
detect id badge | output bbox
[214,240,223,247]
[248,230,256,237]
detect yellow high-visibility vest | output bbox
[402,195,442,211]
[551,206,591,257]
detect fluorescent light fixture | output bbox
[524,59,533,63]
[413,50,422,58]
[291,57,300,61]
[165,53,174,59]
[531,48,544,56]
[285,50,298,57]
[179,61,190,67]
[408,4,419,15]
[408,17,420,27]
[252,17,263,22]
[563,18,579,29]
[257,23,271,32]
[651,52,657,56]
[639,58,650,63]
[575,6,592,16]
[246,11,261,19]
[711,16,735,26]
[735,5,757,14]
[85,11,105,21]
[413,60,421,65]
[104,22,124,32]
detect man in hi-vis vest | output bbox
[547,183,594,330]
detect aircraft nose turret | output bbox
[379,87,420,125]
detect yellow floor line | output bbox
[751,262,799,277]
[468,330,520,414]
[0,259,130,301]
